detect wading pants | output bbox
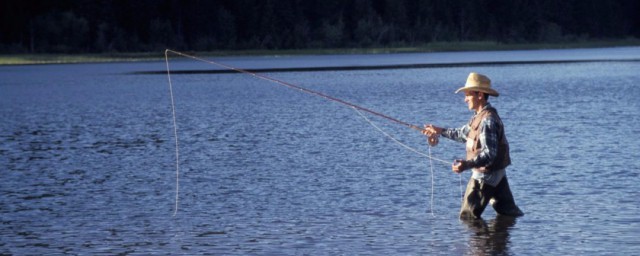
[459,176,524,219]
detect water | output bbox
[1,48,639,255]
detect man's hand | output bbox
[452,159,468,173]
[422,124,443,136]
[422,124,442,146]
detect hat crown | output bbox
[466,72,491,87]
[455,72,500,97]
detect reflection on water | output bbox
[463,216,517,256]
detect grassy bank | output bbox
[0,52,164,65]
[2,39,639,65]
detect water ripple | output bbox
[1,58,639,254]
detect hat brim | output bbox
[455,86,500,97]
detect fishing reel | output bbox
[427,134,439,147]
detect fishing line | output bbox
[165,50,180,216]
[459,173,464,203]
[164,49,460,216]
[427,144,436,216]
[351,107,448,164]
[352,107,447,216]
[164,49,424,132]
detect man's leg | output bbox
[491,176,524,217]
[460,178,495,219]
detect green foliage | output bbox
[1,0,639,53]
[32,11,89,53]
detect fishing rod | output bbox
[164,49,427,133]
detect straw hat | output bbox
[455,72,499,97]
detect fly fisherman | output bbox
[423,72,524,219]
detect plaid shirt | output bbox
[441,103,506,186]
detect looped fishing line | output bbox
[164,49,463,217]
[351,107,448,164]
[351,107,448,216]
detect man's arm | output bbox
[441,124,469,143]
[423,124,469,143]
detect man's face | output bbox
[464,91,480,111]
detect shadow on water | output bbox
[462,215,517,256]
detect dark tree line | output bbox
[2,0,639,53]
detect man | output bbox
[423,72,523,219]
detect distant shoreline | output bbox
[2,40,640,66]
[133,59,640,75]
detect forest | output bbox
[2,0,639,53]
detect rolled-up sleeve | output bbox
[442,124,470,144]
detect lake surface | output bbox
[1,47,639,255]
